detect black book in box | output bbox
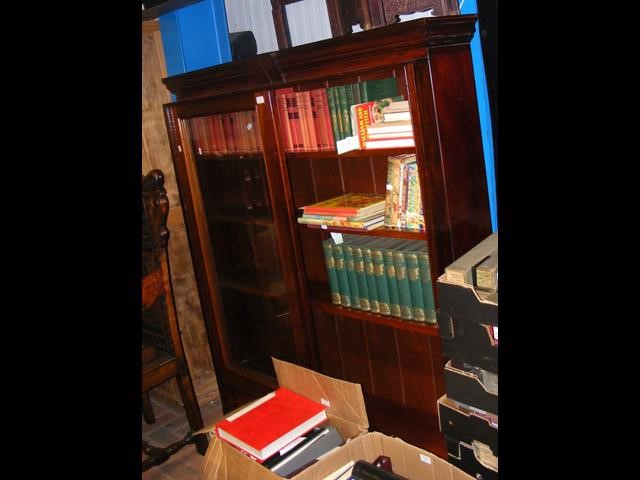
[437,311,498,374]
[444,359,498,415]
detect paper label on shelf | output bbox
[419,454,432,464]
[256,95,265,104]
[330,233,343,244]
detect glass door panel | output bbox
[187,111,296,378]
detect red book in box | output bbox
[214,387,328,463]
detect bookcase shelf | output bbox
[162,15,491,456]
[296,222,426,240]
[286,147,416,160]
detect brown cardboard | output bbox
[201,359,473,480]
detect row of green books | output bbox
[322,235,436,323]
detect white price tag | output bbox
[419,453,432,464]
[330,233,343,244]
[493,326,498,341]
[320,398,331,407]
[256,95,265,104]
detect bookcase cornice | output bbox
[162,15,477,100]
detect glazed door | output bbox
[165,93,313,403]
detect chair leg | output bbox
[142,391,156,424]
[175,374,208,455]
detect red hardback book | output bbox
[214,387,328,463]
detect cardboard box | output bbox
[201,358,474,480]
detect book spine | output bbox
[404,163,424,231]
[276,90,294,151]
[404,250,426,321]
[361,244,379,313]
[296,91,313,152]
[392,249,413,320]
[417,248,437,324]
[343,244,361,310]
[351,243,370,311]
[371,243,391,315]
[332,243,352,307]
[327,87,343,141]
[382,247,401,317]
[318,88,335,149]
[336,85,351,138]
[322,239,341,305]
[383,156,397,227]
[286,92,303,152]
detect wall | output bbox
[142,19,220,408]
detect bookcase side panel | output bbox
[364,322,404,405]
[428,45,492,258]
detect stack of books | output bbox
[383,153,424,231]
[214,387,343,477]
[297,193,385,231]
[364,100,413,149]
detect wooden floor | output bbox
[142,391,224,479]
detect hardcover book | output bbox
[214,387,328,463]
[302,193,385,217]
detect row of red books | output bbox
[189,110,263,155]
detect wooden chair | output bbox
[141,169,208,464]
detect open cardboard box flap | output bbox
[273,357,369,440]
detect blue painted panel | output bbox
[159,0,231,77]
[159,11,185,77]
[460,0,498,231]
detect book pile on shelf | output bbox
[297,193,385,231]
[214,386,344,477]
[322,234,436,323]
[435,231,498,480]
[383,154,424,231]
[189,111,262,155]
[275,77,413,154]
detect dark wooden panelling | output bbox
[335,316,373,392]
[310,157,344,201]
[312,309,343,379]
[365,322,403,404]
[340,155,376,194]
[286,157,316,208]
[396,329,442,414]
[428,47,492,259]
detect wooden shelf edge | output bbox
[286,146,416,159]
[297,223,426,239]
[311,298,440,335]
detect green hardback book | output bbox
[360,77,400,103]
[403,245,426,322]
[344,235,371,312]
[326,87,342,143]
[382,239,406,318]
[342,242,362,309]
[370,238,394,315]
[332,242,352,307]
[392,246,414,320]
[336,85,352,138]
[360,241,380,314]
[342,242,361,310]
[322,238,341,305]
[416,245,437,324]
